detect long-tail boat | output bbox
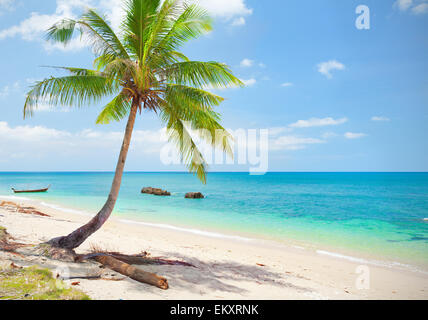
[11,185,50,193]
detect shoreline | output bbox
[1,194,428,276]
[1,196,428,299]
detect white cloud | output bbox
[0,122,330,170]
[0,0,15,13]
[231,17,246,26]
[0,121,228,147]
[371,116,390,122]
[240,58,254,67]
[317,60,345,79]
[281,82,293,87]
[239,58,265,69]
[344,132,367,139]
[393,0,428,14]
[289,117,348,128]
[270,135,325,151]
[268,127,293,136]
[0,81,20,98]
[0,0,14,6]
[0,121,71,141]
[0,121,168,163]
[321,132,338,139]
[242,78,256,87]
[192,0,252,19]
[394,0,414,11]
[412,3,428,14]
[0,0,92,43]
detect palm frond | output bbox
[45,18,77,44]
[165,61,244,89]
[163,87,234,159]
[96,93,132,124]
[122,0,161,61]
[166,84,224,111]
[42,66,102,77]
[24,75,118,118]
[161,105,208,183]
[46,9,128,60]
[81,9,130,59]
[149,3,211,69]
[142,0,181,66]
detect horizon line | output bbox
[0,171,427,174]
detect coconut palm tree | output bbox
[24,0,242,250]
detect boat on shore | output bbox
[11,185,50,194]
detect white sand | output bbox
[1,197,427,300]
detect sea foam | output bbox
[316,250,428,275]
[0,195,31,201]
[39,201,94,217]
[118,218,254,242]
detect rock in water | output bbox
[185,192,205,199]
[141,187,171,196]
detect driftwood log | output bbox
[107,253,194,267]
[93,255,169,290]
[76,251,195,267]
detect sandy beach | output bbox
[1,196,427,300]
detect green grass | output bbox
[0,265,91,300]
[0,226,6,238]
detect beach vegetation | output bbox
[0,265,90,300]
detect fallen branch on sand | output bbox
[33,245,171,289]
[76,250,195,267]
[93,255,169,290]
[34,244,176,289]
[74,248,196,290]
[0,201,50,217]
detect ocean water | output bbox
[1,172,427,269]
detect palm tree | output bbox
[24,0,242,250]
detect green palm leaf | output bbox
[122,0,161,61]
[161,104,208,183]
[24,75,118,118]
[165,61,244,89]
[96,93,132,124]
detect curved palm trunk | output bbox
[48,103,139,249]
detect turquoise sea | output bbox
[1,172,427,270]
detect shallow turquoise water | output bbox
[1,172,427,267]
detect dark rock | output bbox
[141,187,171,196]
[185,192,205,199]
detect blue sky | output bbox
[0,0,427,172]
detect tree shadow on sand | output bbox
[121,250,315,297]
